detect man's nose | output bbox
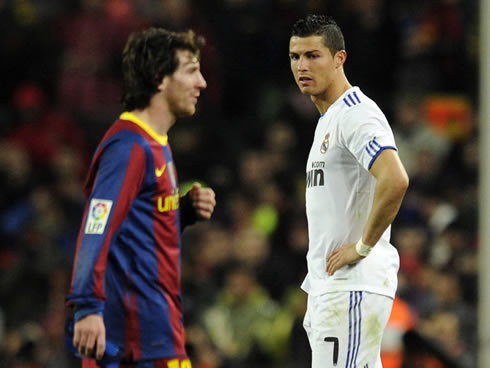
[198,72,207,89]
[297,56,308,71]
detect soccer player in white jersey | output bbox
[289,15,409,368]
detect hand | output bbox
[73,314,106,360]
[188,182,216,220]
[326,243,362,276]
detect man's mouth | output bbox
[299,76,313,86]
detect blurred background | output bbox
[0,0,481,367]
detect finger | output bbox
[83,332,96,357]
[201,194,216,207]
[77,330,89,355]
[199,200,216,212]
[326,249,338,266]
[95,334,106,360]
[194,190,215,204]
[197,208,213,220]
[326,256,334,274]
[194,196,216,210]
[204,188,216,200]
[327,254,341,275]
[198,187,215,198]
[73,327,81,349]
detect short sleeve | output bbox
[342,106,397,170]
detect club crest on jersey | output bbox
[320,133,330,154]
[85,198,113,234]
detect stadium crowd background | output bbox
[0,0,480,367]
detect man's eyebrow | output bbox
[289,49,321,55]
[182,58,200,66]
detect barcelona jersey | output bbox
[66,112,189,361]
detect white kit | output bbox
[302,86,400,299]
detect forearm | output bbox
[179,192,198,229]
[362,178,407,246]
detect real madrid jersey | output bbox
[66,112,188,360]
[301,87,400,299]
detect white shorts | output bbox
[303,291,393,368]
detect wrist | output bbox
[74,305,104,322]
[355,239,374,257]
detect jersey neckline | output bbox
[320,86,360,118]
[120,112,168,145]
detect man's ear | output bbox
[157,76,169,92]
[335,50,347,68]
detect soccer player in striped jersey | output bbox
[66,28,216,367]
[289,15,409,368]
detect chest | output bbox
[307,116,358,176]
[148,143,180,213]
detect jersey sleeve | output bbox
[66,137,146,320]
[179,192,198,229]
[342,105,397,171]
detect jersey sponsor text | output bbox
[157,190,180,212]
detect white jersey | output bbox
[301,86,400,299]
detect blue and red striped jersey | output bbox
[66,112,189,361]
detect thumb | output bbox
[191,182,202,191]
[189,182,202,199]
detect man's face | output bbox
[162,49,207,117]
[289,35,337,96]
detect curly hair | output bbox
[291,14,345,56]
[121,28,205,111]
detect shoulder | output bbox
[341,89,385,120]
[100,119,153,153]
[91,119,154,170]
[340,90,389,132]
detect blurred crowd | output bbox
[0,0,480,367]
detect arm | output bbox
[67,140,146,358]
[326,149,409,275]
[361,148,409,245]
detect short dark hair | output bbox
[291,15,345,56]
[121,27,205,111]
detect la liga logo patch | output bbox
[92,202,109,220]
[85,199,113,234]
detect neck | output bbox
[130,96,175,136]
[312,73,352,115]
